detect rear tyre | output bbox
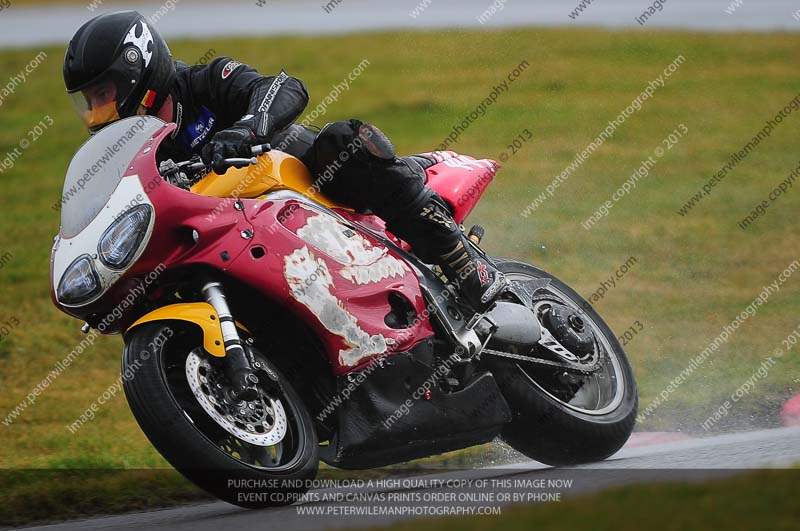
[122,322,318,508]
[485,258,638,465]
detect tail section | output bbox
[419,151,498,224]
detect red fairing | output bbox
[336,209,413,253]
[85,124,257,331]
[49,123,256,331]
[130,124,434,375]
[421,151,498,224]
[125,125,256,278]
[232,199,434,375]
[61,121,436,374]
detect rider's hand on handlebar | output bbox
[201,126,256,174]
[201,114,273,174]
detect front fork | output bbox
[201,281,259,401]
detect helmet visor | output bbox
[67,55,143,133]
[69,78,121,132]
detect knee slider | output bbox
[314,120,395,166]
[357,123,396,161]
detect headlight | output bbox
[98,204,152,269]
[57,255,101,305]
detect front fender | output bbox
[127,302,226,357]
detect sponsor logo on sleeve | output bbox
[221,60,243,80]
[182,106,217,150]
[257,71,289,112]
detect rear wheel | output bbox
[122,322,318,508]
[484,258,638,465]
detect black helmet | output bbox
[64,11,176,132]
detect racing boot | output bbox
[389,193,508,313]
[437,233,508,313]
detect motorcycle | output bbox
[50,116,637,507]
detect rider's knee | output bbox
[315,119,396,167]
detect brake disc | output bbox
[185,350,287,447]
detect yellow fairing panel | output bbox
[127,302,226,357]
[190,150,351,210]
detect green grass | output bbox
[0,26,799,521]
[371,469,800,531]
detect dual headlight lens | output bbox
[56,255,101,305]
[98,204,152,269]
[56,204,152,305]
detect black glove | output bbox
[201,113,272,174]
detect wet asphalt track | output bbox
[14,426,800,531]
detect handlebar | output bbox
[185,144,271,172]
[160,143,273,188]
[251,143,271,156]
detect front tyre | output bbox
[485,258,638,466]
[122,322,318,508]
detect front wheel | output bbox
[484,258,638,465]
[122,322,319,508]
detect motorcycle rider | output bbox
[63,10,507,311]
